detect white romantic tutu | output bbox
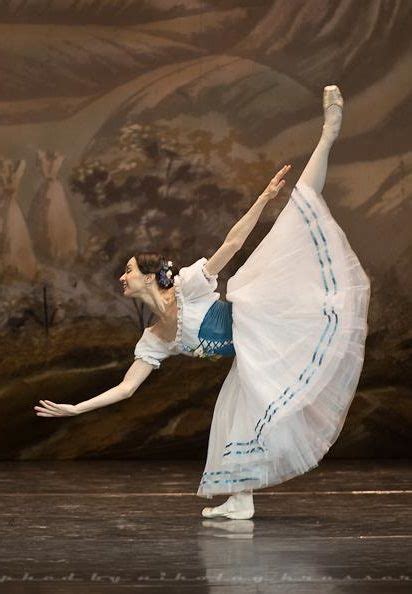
[197,180,371,499]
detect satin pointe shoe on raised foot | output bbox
[323,84,344,111]
[321,85,344,144]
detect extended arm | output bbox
[205,164,291,276]
[34,358,154,417]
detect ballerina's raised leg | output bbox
[298,84,343,193]
[201,85,344,520]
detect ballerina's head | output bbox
[119,252,178,298]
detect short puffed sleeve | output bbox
[175,257,218,301]
[133,328,170,370]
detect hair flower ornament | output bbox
[158,258,174,287]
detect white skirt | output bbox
[197,180,371,499]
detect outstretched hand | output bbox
[261,164,292,201]
[34,400,78,417]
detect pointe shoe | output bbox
[322,85,343,143]
[323,84,344,111]
[201,506,255,520]
[201,494,255,520]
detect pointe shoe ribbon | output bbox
[323,84,344,111]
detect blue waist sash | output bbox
[197,299,236,357]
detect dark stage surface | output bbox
[0,459,411,593]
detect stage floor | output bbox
[0,459,410,593]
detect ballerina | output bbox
[34,85,370,521]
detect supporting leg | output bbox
[297,85,344,194]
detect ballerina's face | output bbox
[119,257,151,298]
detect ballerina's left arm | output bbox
[34,358,155,417]
[204,164,291,276]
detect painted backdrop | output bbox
[0,0,411,459]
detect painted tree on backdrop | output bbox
[69,122,244,273]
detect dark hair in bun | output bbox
[135,252,179,289]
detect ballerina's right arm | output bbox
[34,358,155,417]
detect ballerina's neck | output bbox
[147,292,178,343]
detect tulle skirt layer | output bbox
[197,180,371,499]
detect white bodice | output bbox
[133,257,219,369]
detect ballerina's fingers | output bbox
[34,405,65,416]
[273,164,292,184]
[34,403,64,415]
[266,165,291,194]
[41,399,62,411]
[34,408,64,416]
[267,177,286,195]
[34,400,65,416]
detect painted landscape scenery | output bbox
[0,0,411,459]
